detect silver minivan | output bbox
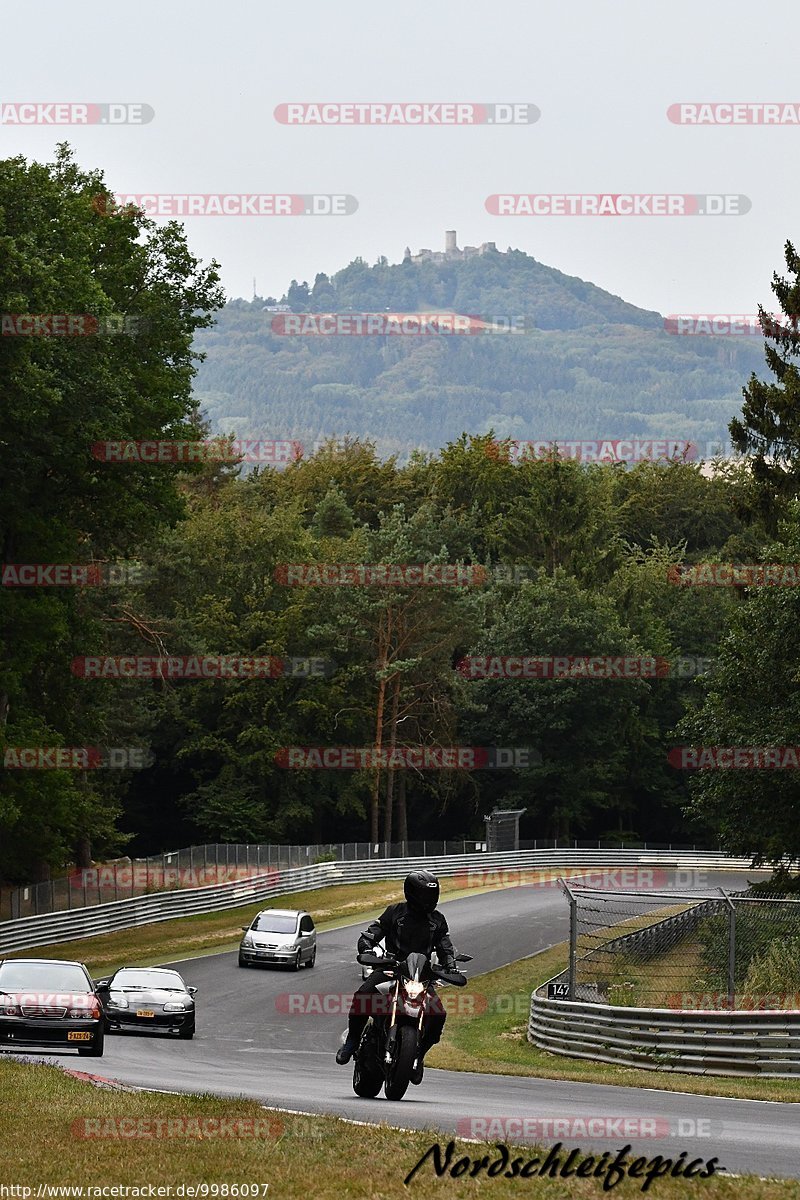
[238,908,316,970]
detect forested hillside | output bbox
[194,249,764,458]
[4,150,800,885]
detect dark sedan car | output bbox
[0,958,104,1056]
[94,967,196,1038]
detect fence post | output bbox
[559,879,577,1000]
[721,890,736,1009]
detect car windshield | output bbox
[251,914,298,933]
[111,970,185,991]
[0,962,89,992]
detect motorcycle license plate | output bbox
[136,1009,155,1018]
[67,1032,93,1041]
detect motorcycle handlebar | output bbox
[356,951,395,968]
[431,966,468,987]
[356,952,470,986]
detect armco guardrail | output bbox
[0,848,755,956]
[530,887,800,1078]
[528,990,800,1077]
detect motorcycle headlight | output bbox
[109,994,129,1008]
[163,1001,189,1011]
[404,981,425,1000]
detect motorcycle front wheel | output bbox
[383,1023,417,1101]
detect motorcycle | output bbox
[349,947,472,1100]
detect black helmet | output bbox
[404,870,440,913]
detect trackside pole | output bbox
[559,878,578,999]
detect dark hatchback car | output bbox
[0,958,104,1057]
[94,967,196,1038]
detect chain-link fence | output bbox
[560,882,800,1011]
[1,836,713,920]
[4,838,496,919]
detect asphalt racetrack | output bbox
[24,869,800,1180]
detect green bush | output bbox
[697,908,800,989]
[742,937,800,1001]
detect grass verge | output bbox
[2,1058,797,1197]
[430,946,800,1103]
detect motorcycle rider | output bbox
[335,869,456,1085]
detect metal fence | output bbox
[0,837,714,921]
[561,881,800,1010]
[0,849,755,957]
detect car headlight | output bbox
[163,1001,189,1011]
[241,934,254,947]
[108,994,129,1008]
[70,1000,102,1019]
[404,981,425,999]
[0,1004,20,1017]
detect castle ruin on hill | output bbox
[404,231,498,265]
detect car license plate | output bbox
[67,1032,93,1041]
[136,1009,155,1018]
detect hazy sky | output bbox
[3,1,799,315]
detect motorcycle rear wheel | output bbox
[352,1055,383,1097]
[384,1023,417,1101]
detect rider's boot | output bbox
[335,1033,358,1065]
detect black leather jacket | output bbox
[359,902,456,969]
